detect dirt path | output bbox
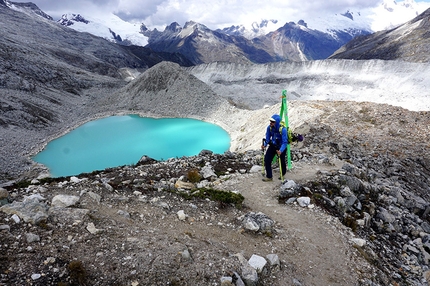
[218,160,375,285]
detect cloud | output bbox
[118,0,385,30]
[14,0,426,31]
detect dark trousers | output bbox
[264,144,287,179]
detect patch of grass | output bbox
[313,193,323,201]
[263,231,273,238]
[344,214,358,232]
[13,180,32,189]
[12,176,69,189]
[176,187,244,209]
[39,176,67,185]
[214,170,226,177]
[68,260,87,285]
[187,169,201,183]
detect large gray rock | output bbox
[248,254,267,274]
[51,195,80,208]
[0,198,48,224]
[242,212,274,234]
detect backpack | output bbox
[279,121,304,143]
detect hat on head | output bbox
[269,117,276,122]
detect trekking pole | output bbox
[261,138,265,176]
[278,154,284,182]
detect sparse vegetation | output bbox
[175,187,244,208]
[187,169,201,183]
[68,260,87,286]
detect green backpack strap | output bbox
[279,121,293,143]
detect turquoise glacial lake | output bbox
[33,115,231,177]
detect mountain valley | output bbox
[0,1,430,285]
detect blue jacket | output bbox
[264,114,288,153]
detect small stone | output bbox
[352,238,367,247]
[297,197,310,207]
[282,180,297,189]
[266,254,280,267]
[249,165,262,173]
[248,254,267,273]
[44,257,56,264]
[241,263,258,286]
[11,214,20,223]
[70,176,81,183]
[220,276,233,285]
[181,248,191,260]
[26,233,40,243]
[177,210,186,221]
[233,272,245,286]
[117,210,130,218]
[175,180,195,190]
[86,222,103,234]
[0,188,8,199]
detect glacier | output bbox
[187,59,430,111]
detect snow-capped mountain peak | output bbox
[220,0,430,39]
[58,12,148,46]
[58,14,89,26]
[218,19,279,39]
[250,19,279,35]
[371,0,428,31]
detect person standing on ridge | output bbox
[261,114,288,182]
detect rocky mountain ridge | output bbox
[47,0,430,64]
[8,0,430,64]
[141,20,371,64]
[330,7,430,62]
[10,0,372,63]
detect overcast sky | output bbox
[11,0,430,30]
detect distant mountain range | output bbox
[5,0,430,64]
[3,0,430,64]
[138,20,371,64]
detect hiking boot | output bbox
[262,177,273,182]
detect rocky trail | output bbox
[218,163,377,285]
[0,154,377,286]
